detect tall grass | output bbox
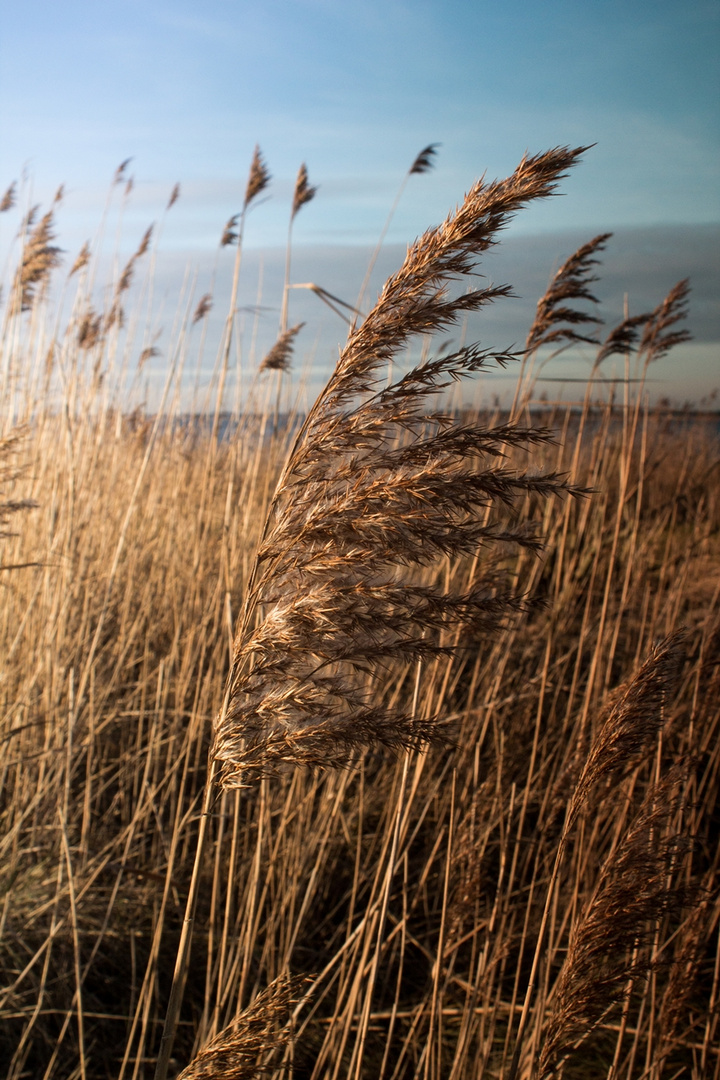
[0,146,718,1080]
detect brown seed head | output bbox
[212,146,591,787]
[0,182,16,213]
[291,163,317,219]
[193,293,213,323]
[260,323,305,373]
[69,241,91,278]
[244,145,271,209]
[12,208,63,313]
[525,232,611,353]
[640,278,692,364]
[409,143,440,175]
[221,215,239,247]
[177,973,305,1080]
[114,157,132,184]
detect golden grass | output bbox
[0,148,718,1080]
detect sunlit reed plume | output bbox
[193,293,213,323]
[291,163,317,220]
[69,241,91,278]
[213,145,590,787]
[11,207,63,313]
[177,975,304,1080]
[525,232,611,353]
[539,768,690,1076]
[409,143,440,175]
[260,323,305,373]
[0,182,16,213]
[114,157,133,184]
[244,145,272,210]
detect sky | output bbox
[1,0,718,404]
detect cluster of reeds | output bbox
[0,143,717,1080]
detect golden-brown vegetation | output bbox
[0,146,718,1080]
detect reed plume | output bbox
[193,293,213,323]
[114,157,132,184]
[212,145,590,787]
[595,309,653,365]
[355,141,440,317]
[291,163,317,220]
[539,768,691,1076]
[69,241,91,278]
[525,232,610,353]
[507,629,686,1079]
[11,206,63,313]
[512,230,609,411]
[566,629,686,829]
[221,215,240,247]
[640,278,692,363]
[0,182,16,213]
[77,309,103,350]
[245,145,271,209]
[260,323,305,373]
[177,975,303,1080]
[409,143,440,175]
[280,163,318,337]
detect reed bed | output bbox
[0,147,718,1080]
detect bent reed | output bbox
[0,145,718,1080]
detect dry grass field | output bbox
[1,148,718,1079]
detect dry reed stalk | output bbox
[355,143,440,320]
[214,146,272,439]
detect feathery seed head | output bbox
[69,241,91,278]
[77,310,103,350]
[525,232,611,354]
[0,182,16,212]
[596,310,653,365]
[410,143,440,175]
[213,146,590,787]
[244,145,271,209]
[221,214,239,247]
[193,293,213,323]
[540,767,691,1076]
[114,157,132,184]
[567,629,686,830]
[177,974,304,1079]
[11,207,63,313]
[260,323,305,373]
[134,225,153,259]
[640,278,692,364]
[291,163,317,219]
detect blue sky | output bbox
[1,0,718,401]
